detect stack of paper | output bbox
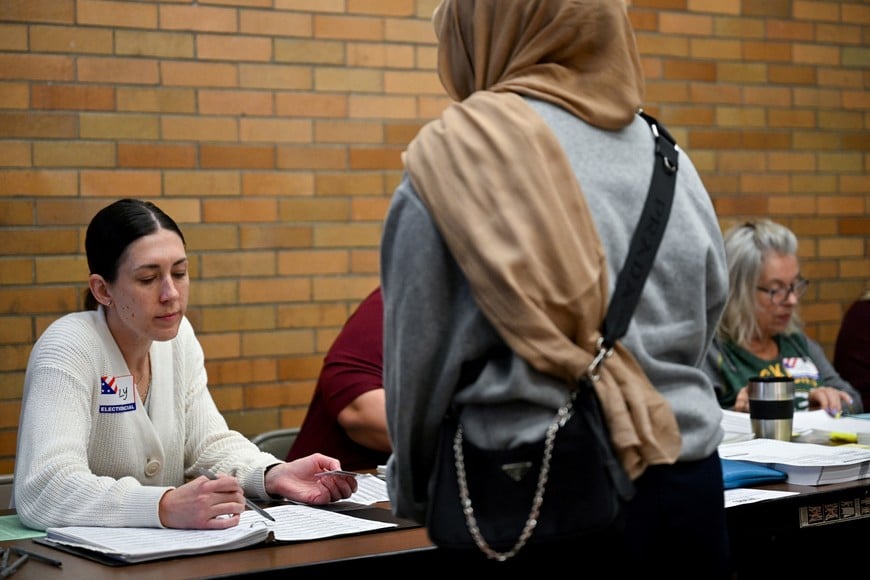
[718,438,870,486]
[720,409,756,444]
[721,409,870,445]
[792,410,870,443]
[37,503,397,564]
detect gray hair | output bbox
[718,219,802,346]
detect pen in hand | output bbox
[196,468,276,523]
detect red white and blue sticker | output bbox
[782,357,820,383]
[99,374,137,413]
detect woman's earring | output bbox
[106,300,112,307]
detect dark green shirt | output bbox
[703,332,862,413]
[716,334,818,411]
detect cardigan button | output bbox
[144,459,161,477]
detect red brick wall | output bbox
[0,0,867,473]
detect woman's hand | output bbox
[808,387,854,417]
[733,384,854,417]
[158,473,245,529]
[732,386,750,413]
[264,454,358,504]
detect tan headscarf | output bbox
[405,0,681,479]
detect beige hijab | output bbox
[405,0,681,479]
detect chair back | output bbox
[251,428,300,460]
[0,474,12,509]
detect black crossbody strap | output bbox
[589,111,678,377]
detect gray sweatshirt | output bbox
[381,98,730,524]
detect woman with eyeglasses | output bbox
[702,219,862,415]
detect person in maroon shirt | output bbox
[286,287,391,471]
[834,289,870,412]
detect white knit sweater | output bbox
[12,308,278,530]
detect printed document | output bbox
[718,438,870,485]
[721,408,870,442]
[239,503,394,541]
[39,503,397,564]
[724,487,799,508]
[337,473,390,505]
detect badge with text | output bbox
[99,374,137,413]
[782,357,820,383]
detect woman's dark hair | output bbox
[83,198,186,310]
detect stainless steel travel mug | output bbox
[748,376,795,441]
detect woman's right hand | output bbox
[732,386,750,413]
[158,473,246,529]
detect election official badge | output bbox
[99,374,137,413]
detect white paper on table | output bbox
[41,523,270,562]
[792,409,870,434]
[40,485,398,563]
[721,409,754,435]
[724,487,799,508]
[239,503,395,541]
[720,408,870,443]
[718,438,870,467]
[338,474,390,505]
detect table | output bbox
[4,477,869,578]
[727,477,870,577]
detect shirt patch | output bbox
[781,357,820,411]
[99,374,137,413]
[782,356,820,381]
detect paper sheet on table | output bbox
[724,487,799,508]
[41,502,398,564]
[338,474,390,505]
[239,503,395,541]
[721,409,754,436]
[721,408,870,442]
[718,437,870,466]
[792,410,870,434]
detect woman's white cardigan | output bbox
[13,308,278,530]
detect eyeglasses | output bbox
[756,278,809,305]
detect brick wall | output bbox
[0,0,867,474]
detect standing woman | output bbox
[703,219,861,415]
[381,0,731,573]
[13,198,356,530]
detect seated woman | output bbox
[12,198,356,531]
[287,286,390,471]
[702,219,862,415]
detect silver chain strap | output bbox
[452,390,577,561]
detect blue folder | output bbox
[721,458,787,490]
